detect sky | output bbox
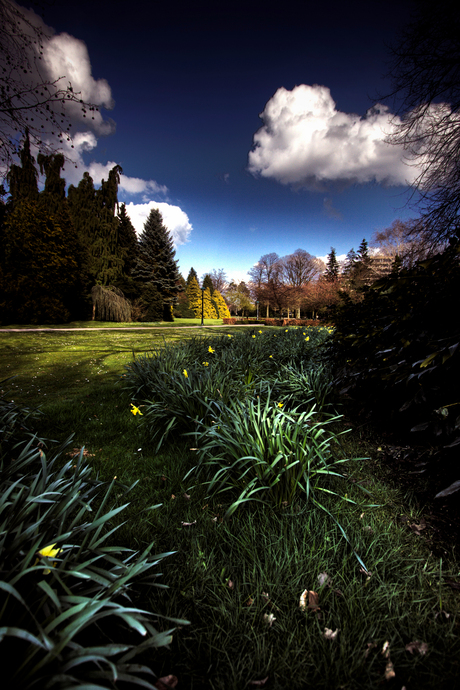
[9,0,421,283]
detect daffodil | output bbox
[37,543,62,574]
[208,346,215,353]
[305,337,309,342]
[227,334,232,338]
[277,402,284,408]
[258,330,263,334]
[269,355,273,358]
[252,335,256,339]
[203,361,209,366]
[130,403,143,416]
[183,369,188,378]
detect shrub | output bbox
[329,246,460,495]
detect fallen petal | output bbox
[154,675,178,690]
[318,572,331,587]
[405,640,429,656]
[299,589,308,610]
[181,520,197,527]
[384,659,396,680]
[248,677,269,686]
[324,627,339,640]
[263,613,276,627]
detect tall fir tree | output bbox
[186,267,198,286]
[202,273,214,294]
[115,203,139,299]
[324,247,340,282]
[68,167,125,289]
[133,208,182,321]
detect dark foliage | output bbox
[329,246,460,494]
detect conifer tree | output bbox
[186,267,198,286]
[174,274,195,318]
[115,203,139,299]
[68,167,125,288]
[0,201,79,324]
[202,273,214,294]
[133,208,182,321]
[324,247,340,282]
[212,289,231,318]
[185,276,203,317]
[6,130,38,205]
[203,287,218,318]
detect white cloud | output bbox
[248,84,421,189]
[124,201,192,247]
[83,161,168,197]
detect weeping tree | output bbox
[91,285,131,322]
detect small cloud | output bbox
[124,201,192,247]
[323,197,343,220]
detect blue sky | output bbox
[14,0,418,283]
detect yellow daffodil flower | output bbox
[305,337,309,342]
[227,334,232,338]
[252,335,256,338]
[130,403,143,416]
[203,361,209,366]
[277,402,284,408]
[208,347,215,353]
[258,330,263,334]
[37,543,62,574]
[269,355,273,358]
[183,369,188,378]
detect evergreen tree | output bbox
[115,203,139,299]
[174,275,195,318]
[203,287,218,318]
[133,208,182,321]
[92,165,125,286]
[324,247,340,282]
[0,201,79,324]
[37,153,66,215]
[68,167,125,289]
[212,289,231,318]
[36,152,84,318]
[202,273,214,294]
[6,130,38,205]
[186,267,198,286]
[185,276,203,317]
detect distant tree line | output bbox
[0,131,182,324]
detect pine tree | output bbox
[212,289,231,318]
[202,273,214,294]
[186,267,198,286]
[324,247,340,282]
[133,208,182,321]
[115,203,139,299]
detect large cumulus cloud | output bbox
[248,84,420,189]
